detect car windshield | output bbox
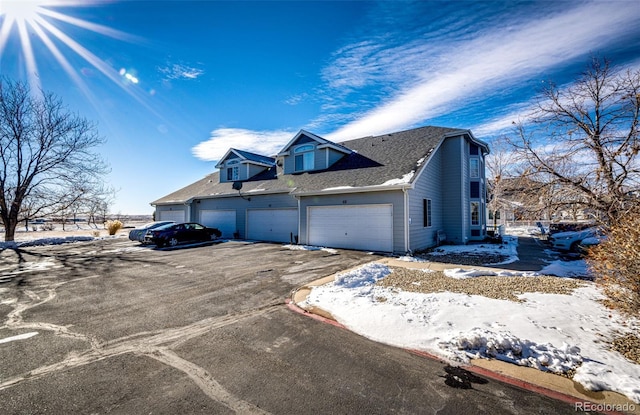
[154,223,176,231]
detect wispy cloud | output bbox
[473,58,640,138]
[323,1,640,141]
[192,1,640,162]
[158,61,204,80]
[192,128,294,161]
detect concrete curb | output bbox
[288,260,639,415]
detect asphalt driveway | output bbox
[0,238,576,414]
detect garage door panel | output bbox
[159,210,185,223]
[308,205,393,252]
[247,209,297,243]
[199,210,236,238]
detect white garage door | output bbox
[247,208,298,243]
[199,210,236,238]
[308,204,393,252]
[158,210,185,223]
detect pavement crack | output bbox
[1,303,282,413]
[148,348,271,415]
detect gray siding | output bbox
[247,163,267,179]
[326,148,345,168]
[194,193,297,238]
[407,146,443,251]
[440,136,466,244]
[299,190,405,253]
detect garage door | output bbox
[247,208,298,243]
[158,210,185,223]
[308,204,393,252]
[199,210,236,238]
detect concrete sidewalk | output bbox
[290,257,639,414]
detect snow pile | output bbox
[283,244,338,254]
[382,171,415,185]
[541,259,591,278]
[426,235,519,265]
[334,263,391,288]
[443,268,539,279]
[0,236,94,249]
[303,263,640,403]
[443,328,582,374]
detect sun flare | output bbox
[0,0,42,24]
[0,0,144,106]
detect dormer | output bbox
[215,148,276,183]
[277,130,352,174]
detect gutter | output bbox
[294,183,411,197]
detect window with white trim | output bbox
[227,166,239,181]
[423,199,432,227]
[471,202,480,225]
[294,144,314,171]
[470,158,479,178]
[226,159,239,181]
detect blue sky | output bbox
[1,0,639,215]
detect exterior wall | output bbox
[467,139,487,240]
[407,146,443,251]
[192,193,297,238]
[298,190,406,253]
[440,136,466,244]
[326,147,344,168]
[247,163,267,179]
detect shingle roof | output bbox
[152,125,467,205]
[232,148,276,165]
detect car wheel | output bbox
[210,233,218,241]
[168,237,179,247]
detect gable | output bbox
[152,125,482,205]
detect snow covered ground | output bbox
[0,224,136,249]
[299,235,640,404]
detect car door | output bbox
[191,223,207,242]
[171,224,186,243]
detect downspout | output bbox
[183,201,192,222]
[294,194,301,245]
[402,187,410,254]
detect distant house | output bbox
[151,126,490,253]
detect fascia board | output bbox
[295,183,410,197]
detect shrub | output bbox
[105,220,123,236]
[587,205,640,316]
[40,223,55,231]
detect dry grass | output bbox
[378,267,586,302]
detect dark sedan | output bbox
[144,222,222,248]
[128,221,175,243]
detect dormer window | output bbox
[294,144,315,171]
[226,159,239,181]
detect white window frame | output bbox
[470,158,479,178]
[294,144,315,171]
[471,202,480,225]
[227,166,239,181]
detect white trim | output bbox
[403,188,409,253]
[295,183,410,196]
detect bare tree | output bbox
[509,57,640,225]
[0,78,107,241]
[486,136,518,228]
